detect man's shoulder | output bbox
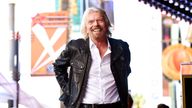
[109,38,128,45]
[70,38,86,43]
[68,38,86,45]
[67,38,88,50]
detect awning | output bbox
[138,0,192,23]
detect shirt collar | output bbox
[89,38,111,50]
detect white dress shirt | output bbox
[82,38,120,104]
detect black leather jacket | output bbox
[53,38,131,108]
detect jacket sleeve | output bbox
[53,42,72,92]
[123,42,131,77]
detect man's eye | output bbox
[97,19,104,23]
[88,20,94,24]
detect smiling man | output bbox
[53,7,131,108]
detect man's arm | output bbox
[53,42,72,92]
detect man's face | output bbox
[85,12,107,40]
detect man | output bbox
[53,7,131,108]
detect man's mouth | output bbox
[92,28,102,32]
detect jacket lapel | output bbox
[85,38,90,52]
[108,38,123,64]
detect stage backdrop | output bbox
[31,11,69,76]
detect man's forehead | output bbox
[87,12,104,19]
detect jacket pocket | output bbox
[70,61,85,83]
[70,61,85,71]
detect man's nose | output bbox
[93,20,99,26]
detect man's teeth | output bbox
[93,29,101,32]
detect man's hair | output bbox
[157,103,169,108]
[80,7,112,38]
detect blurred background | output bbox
[0,0,192,108]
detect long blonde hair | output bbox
[80,7,112,38]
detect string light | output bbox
[174,2,179,6]
[138,0,192,24]
[185,7,189,11]
[169,0,173,4]
[171,14,176,19]
[179,4,184,9]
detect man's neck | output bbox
[91,37,108,47]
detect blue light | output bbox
[179,4,184,9]
[185,7,190,11]
[174,2,179,6]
